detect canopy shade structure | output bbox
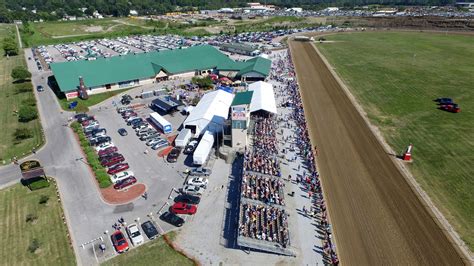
[183,90,234,136]
[248,81,277,114]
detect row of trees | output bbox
[0,0,457,23]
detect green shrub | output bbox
[96,169,112,188]
[14,127,33,140]
[29,179,50,190]
[18,105,38,122]
[39,195,49,204]
[22,97,37,106]
[28,239,40,253]
[11,66,32,81]
[26,213,38,223]
[16,84,32,93]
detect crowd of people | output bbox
[269,50,339,265]
[239,203,290,248]
[241,173,285,206]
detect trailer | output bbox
[175,128,192,148]
[193,131,214,165]
[149,112,172,134]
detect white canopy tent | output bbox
[183,90,234,136]
[248,81,277,114]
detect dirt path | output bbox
[289,41,465,265]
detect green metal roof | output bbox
[232,91,253,106]
[50,45,271,92]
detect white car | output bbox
[126,223,144,246]
[110,171,134,184]
[135,124,152,132]
[95,142,115,152]
[182,185,205,196]
[187,177,208,188]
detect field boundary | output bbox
[308,41,473,263]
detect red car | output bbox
[101,155,125,167]
[114,176,137,190]
[122,112,137,119]
[107,163,129,174]
[439,103,461,113]
[111,230,129,253]
[81,119,97,127]
[97,146,118,157]
[170,202,197,215]
[99,152,122,161]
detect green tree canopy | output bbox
[11,66,32,81]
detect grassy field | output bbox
[102,232,194,266]
[317,31,474,250]
[58,87,132,112]
[0,183,76,265]
[0,25,43,163]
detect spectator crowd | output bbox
[241,173,285,206]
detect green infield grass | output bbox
[317,31,474,250]
[0,25,43,163]
[0,182,76,265]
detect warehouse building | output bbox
[50,45,271,100]
[220,43,261,56]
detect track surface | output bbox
[289,41,464,265]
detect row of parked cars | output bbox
[117,106,170,151]
[112,220,160,253]
[75,113,138,190]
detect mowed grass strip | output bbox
[0,183,75,265]
[102,232,194,266]
[58,87,133,112]
[317,31,474,250]
[0,25,43,162]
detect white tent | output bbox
[193,130,214,165]
[183,90,234,136]
[248,81,277,114]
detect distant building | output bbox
[286,7,303,13]
[325,7,339,12]
[219,8,234,13]
[220,43,260,56]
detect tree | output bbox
[11,66,31,81]
[14,127,33,140]
[192,76,213,89]
[18,105,38,122]
[2,37,18,56]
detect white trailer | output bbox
[149,112,172,134]
[175,128,192,148]
[193,131,214,165]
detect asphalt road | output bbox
[289,41,465,265]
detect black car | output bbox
[160,211,184,227]
[132,121,148,129]
[167,148,181,163]
[129,119,144,127]
[85,128,106,137]
[75,114,93,122]
[435,98,453,105]
[118,128,128,136]
[36,85,44,92]
[141,221,160,240]
[127,118,143,126]
[183,140,198,155]
[174,194,201,205]
[91,136,111,146]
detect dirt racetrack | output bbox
[289,41,465,265]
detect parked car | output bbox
[187,177,208,188]
[190,167,212,177]
[126,223,144,246]
[167,148,181,163]
[127,117,143,126]
[97,146,118,157]
[122,112,137,119]
[137,128,155,137]
[117,107,133,114]
[74,113,89,122]
[111,231,129,253]
[118,128,128,136]
[140,133,160,141]
[183,140,198,155]
[101,155,125,167]
[90,136,112,146]
[107,163,129,175]
[182,185,204,196]
[36,85,44,92]
[174,194,201,205]
[435,97,453,105]
[85,128,106,137]
[141,221,159,240]
[83,124,100,133]
[170,202,197,215]
[114,176,137,190]
[81,119,98,127]
[160,211,185,227]
[151,141,168,150]
[132,121,148,129]
[135,124,152,132]
[95,143,115,152]
[110,171,134,184]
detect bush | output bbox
[26,213,38,223]
[29,179,50,190]
[191,76,213,89]
[39,195,49,204]
[28,239,40,253]
[11,66,31,81]
[22,97,37,106]
[16,84,32,93]
[14,127,33,140]
[2,36,18,56]
[18,105,38,122]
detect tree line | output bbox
[0,0,456,23]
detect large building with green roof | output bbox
[50,45,271,99]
